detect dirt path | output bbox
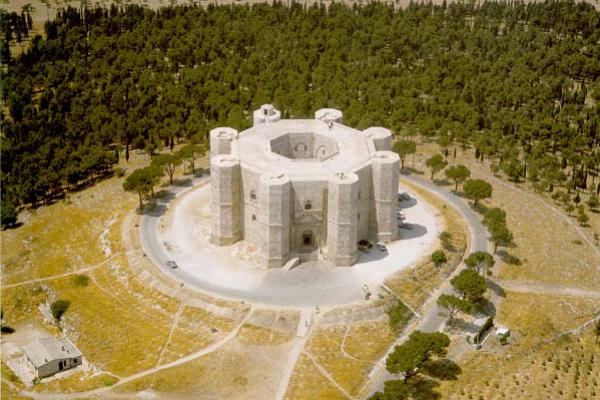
[495,279,600,298]
[304,351,355,400]
[275,311,315,400]
[340,322,375,366]
[16,307,254,399]
[2,254,121,289]
[156,302,184,367]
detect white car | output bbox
[376,242,387,252]
[166,260,178,269]
[397,210,406,220]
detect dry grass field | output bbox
[0,154,265,398]
[115,335,294,399]
[414,141,600,400]
[285,300,403,400]
[440,327,600,400]
[2,135,598,400]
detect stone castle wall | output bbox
[209,106,400,268]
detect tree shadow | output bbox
[195,168,207,177]
[496,250,521,265]
[422,359,462,381]
[173,178,193,187]
[479,298,497,317]
[486,279,506,298]
[400,167,424,175]
[433,178,451,186]
[472,203,489,215]
[156,190,176,202]
[407,377,442,400]
[2,222,24,231]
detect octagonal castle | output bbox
[210,104,400,268]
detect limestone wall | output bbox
[364,127,392,152]
[209,106,401,268]
[209,127,238,158]
[258,173,291,267]
[315,108,343,124]
[371,151,400,242]
[253,104,281,126]
[209,155,241,245]
[240,166,262,247]
[351,164,373,241]
[290,179,328,253]
[327,172,359,266]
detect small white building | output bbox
[23,337,82,378]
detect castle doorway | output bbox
[302,231,314,247]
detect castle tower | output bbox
[210,155,241,246]
[364,127,393,151]
[258,173,291,267]
[209,127,238,158]
[253,104,281,126]
[327,172,359,266]
[315,108,343,124]
[371,151,400,242]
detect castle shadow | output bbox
[398,223,428,240]
[357,247,391,263]
[398,197,417,210]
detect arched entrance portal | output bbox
[302,230,314,248]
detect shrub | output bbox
[1,325,15,334]
[115,167,126,177]
[73,274,89,287]
[50,299,71,322]
[439,231,453,251]
[386,299,412,332]
[431,249,447,266]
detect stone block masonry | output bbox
[209,105,400,267]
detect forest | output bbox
[1,0,599,218]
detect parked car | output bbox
[398,192,411,201]
[376,242,387,252]
[358,239,373,253]
[396,210,406,220]
[166,260,178,269]
[399,223,414,230]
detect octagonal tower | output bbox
[209,104,402,268]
